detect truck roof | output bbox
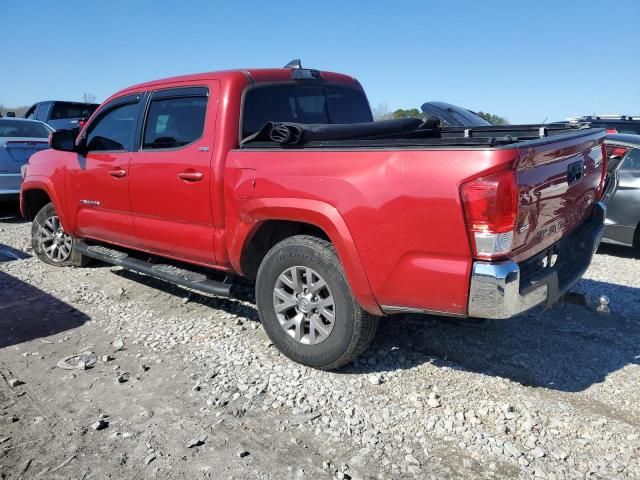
[30,100,100,106]
[115,68,360,99]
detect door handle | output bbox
[177,170,204,182]
[109,169,127,178]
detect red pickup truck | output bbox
[21,63,606,369]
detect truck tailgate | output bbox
[511,130,605,263]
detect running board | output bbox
[74,240,232,297]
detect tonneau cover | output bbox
[242,118,427,145]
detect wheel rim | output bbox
[273,266,336,345]
[37,214,73,263]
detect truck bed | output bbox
[229,125,606,315]
[240,120,596,150]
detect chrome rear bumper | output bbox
[468,202,605,319]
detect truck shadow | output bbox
[597,243,640,259]
[112,269,260,322]
[105,265,639,393]
[0,201,27,223]
[0,270,90,349]
[353,278,640,393]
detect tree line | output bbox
[372,102,508,125]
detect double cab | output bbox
[21,64,606,369]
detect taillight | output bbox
[460,170,518,260]
[606,145,629,158]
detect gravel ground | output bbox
[1,202,639,479]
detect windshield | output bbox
[0,119,52,138]
[242,84,372,138]
[421,102,492,127]
[51,102,99,120]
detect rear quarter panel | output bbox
[225,147,520,315]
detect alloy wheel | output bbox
[37,215,73,263]
[273,266,336,345]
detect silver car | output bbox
[0,118,53,199]
[602,134,640,248]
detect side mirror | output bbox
[50,129,78,152]
[6,112,16,117]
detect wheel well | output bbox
[634,222,640,249]
[22,189,51,220]
[241,220,330,279]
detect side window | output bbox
[34,103,49,121]
[86,102,139,152]
[142,94,207,150]
[622,148,640,171]
[25,106,37,119]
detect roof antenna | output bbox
[284,59,302,69]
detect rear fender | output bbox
[230,198,382,315]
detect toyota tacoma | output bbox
[21,62,606,369]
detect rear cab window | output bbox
[242,84,372,139]
[51,102,99,120]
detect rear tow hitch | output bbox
[563,291,610,314]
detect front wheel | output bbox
[32,202,87,267]
[256,235,379,370]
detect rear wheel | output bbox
[256,235,379,370]
[32,203,87,267]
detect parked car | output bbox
[600,134,640,248]
[421,101,493,127]
[0,118,52,200]
[21,63,606,369]
[24,101,99,131]
[566,115,640,135]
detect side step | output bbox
[74,240,232,297]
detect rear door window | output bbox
[242,84,372,138]
[142,89,208,150]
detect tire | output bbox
[32,202,87,267]
[256,235,379,370]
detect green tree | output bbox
[476,111,509,125]
[392,108,422,119]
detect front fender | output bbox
[230,197,382,315]
[20,176,71,231]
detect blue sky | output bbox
[2,0,639,123]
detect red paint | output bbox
[21,67,606,317]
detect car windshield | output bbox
[421,102,492,127]
[0,119,52,138]
[242,84,372,138]
[50,102,99,120]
